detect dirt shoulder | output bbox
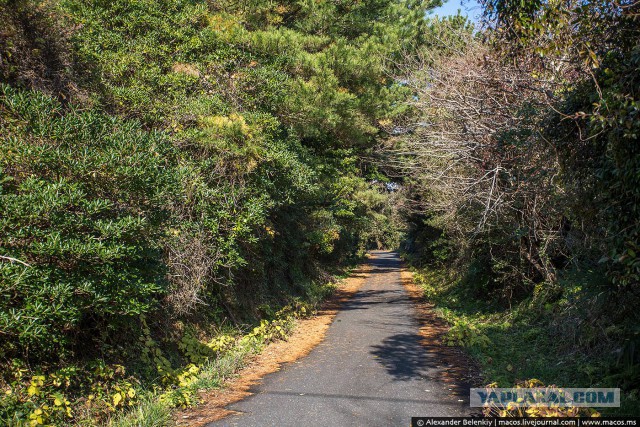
[175,263,371,426]
[400,267,481,399]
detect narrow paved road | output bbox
[210,251,469,427]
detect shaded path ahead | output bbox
[210,251,469,427]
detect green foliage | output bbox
[400,4,639,415]
[0,0,426,421]
[443,319,491,349]
[1,361,139,426]
[476,1,640,288]
[0,85,176,362]
[107,397,172,427]
[561,48,640,288]
[412,265,640,415]
[0,0,85,100]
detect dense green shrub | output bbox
[0,85,177,362]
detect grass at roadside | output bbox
[1,270,342,427]
[107,341,259,427]
[411,266,640,416]
[106,271,348,427]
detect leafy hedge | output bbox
[0,85,176,362]
[0,0,423,423]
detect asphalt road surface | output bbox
[210,251,469,427]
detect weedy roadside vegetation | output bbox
[396,2,639,416]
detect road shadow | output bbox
[339,289,410,311]
[366,252,475,401]
[399,269,478,401]
[368,253,401,272]
[370,332,433,381]
[368,326,472,401]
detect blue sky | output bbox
[427,0,483,23]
